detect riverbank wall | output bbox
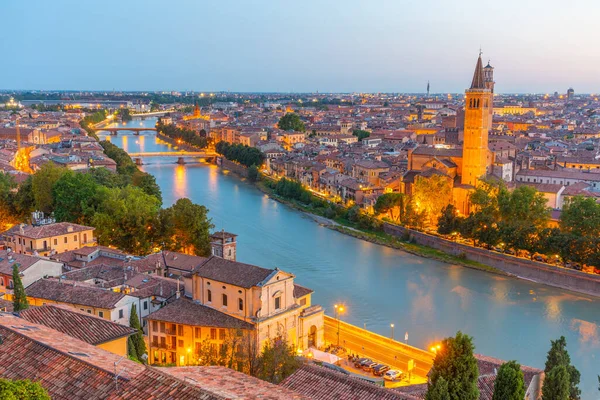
[217,157,249,178]
[383,223,600,297]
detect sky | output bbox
[1,0,599,94]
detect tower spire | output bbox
[470,53,485,89]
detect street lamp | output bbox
[187,347,191,366]
[334,304,346,347]
[390,324,395,340]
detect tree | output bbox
[247,165,259,182]
[31,162,69,214]
[542,365,570,400]
[492,361,525,400]
[277,113,305,132]
[413,174,453,227]
[52,171,99,224]
[374,193,406,223]
[12,264,29,312]
[352,129,370,141]
[560,196,600,237]
[0,172,17,231]
[12,176,35,218]
[256,338,301,384]
[0,378,50,400]
[127,336,139,361]
[426,331,479,400]
[437,204,463,235]
[129,304,146,362]
[159,198,213,256]
[426,376,450,400]
[544,336,580,400]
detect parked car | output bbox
[504,248,516,256]
[362,361,378,372]
[532,253,548,263]
[354,358,371,368]
[372,364,390,376]
[384,369,404,381]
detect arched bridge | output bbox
[129,151,217,165]
[96,127,157,133]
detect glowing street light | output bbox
[390,323,395,340]
[334,303,346,347]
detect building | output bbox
[5,221,96,256]
[0,250,63,291]
[25,278,138,326]
[0,312,303,399]
[146,256,324,366]
[210,231,237,261]
[462,54,493,186]
[18,304,136,356]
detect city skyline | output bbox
[2,0,600,93]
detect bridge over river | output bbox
[96,127,157,134]
[129,151,217,165]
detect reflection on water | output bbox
[99,117,600,397]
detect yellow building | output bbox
[146,256,324,366]
[18,304,136,357]
[461,54,493,186]
[5,221,96,256]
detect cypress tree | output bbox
[129,304,147,361]
[426,376,450,400]
[426,331,479,400]
[544,336,580,400]
[12,263,29,312]
[542,365,570,400]
[127,336,138,361]
[492,361,525,400]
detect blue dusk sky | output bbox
[1,0,599,94]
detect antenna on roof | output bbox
[113,356,128,392]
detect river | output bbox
[99,118,600,398]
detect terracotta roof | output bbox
[19,304,136,345]
[145,297,254,330]
[195,256,274,288]
[26,278,127,309]
[163,251,208,272]
[164,366,307,399]
[10,222,94,240]
[0,251,39,275]
[210,231,238,241]
[293,284,313,298]
[281,363,416,400]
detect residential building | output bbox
[0,250,63,290]
[5,221,96,256]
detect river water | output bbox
[99,118,600,398]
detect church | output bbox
[404,54,513,215]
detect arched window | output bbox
[222,294,228,307]
[238,298,244,311]
[0,278,4,286]
[207,289,212,302]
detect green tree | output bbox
[0,172,17,231]
[544,336,580,400]
[437,204,463,235]
[277,113,305,132]
[129,304,146,362]
[542,365,570,400]
[247,165,259,182]
[12,176,35,218]
[31,162,69,214]
[374,193,406,223]
[492,361,525,400]
[131,170,162,204]
[426,376,450,400]
[52,171,99,224]
[256,339,301,384]
[91,186,161,255]
[12,264,29,312]
[426,331,479,400]
[127,336,139,361]
[560,196,600,237]
[159,198,213,256]
[352,129,370,141]
[0,378,50,400]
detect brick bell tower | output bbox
[484,60,495,128]
[461,52,493,186]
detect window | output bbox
[80,308,84,312]
[210,328,217,340]
[178,340,184,348]
[238,298,244,311]
[275,296,281,310]
[195,327,201,338]
[160,322,165,333]
[219,329,226,340]
[222,294,228,307]
[118,309,124,319]
[64,237,68,244]
[54,239,57,246]
[83,233,87,243]
[8,280,13,289]
[177,325,183,336]
[74,235,77,242]
[207,289,212,302]
[0,278,3,286]
[299,298,307,306]
[143,301,148,310]
[43,240,47,249]
[99,311,104,318]
[152,321,158,332]
[87,309,92,314]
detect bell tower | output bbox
[461,53,493,186]
[484,61,495,128]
